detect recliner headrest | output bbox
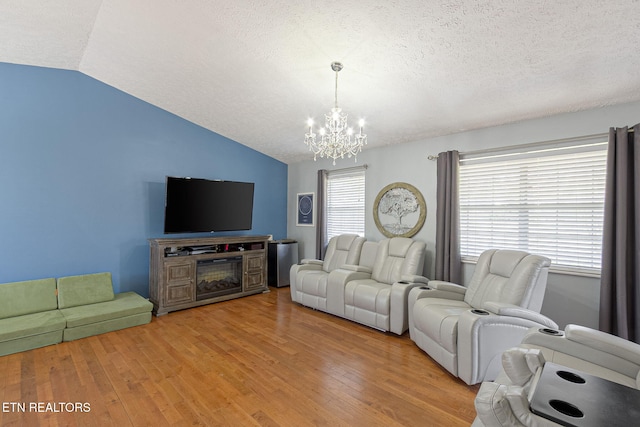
[388,237,414,257]
[488,250,529,278]
[335,234,360,251]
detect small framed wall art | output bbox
[296,192,314,226]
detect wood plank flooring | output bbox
[0,287,479,426]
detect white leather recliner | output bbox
[473,325,640,426]
[408,249,556,385]
[290,234,365,311]
[326,237,428,335]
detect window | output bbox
[458,135,608,277]
[326,167,366,241]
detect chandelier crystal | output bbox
[305,62,367,165]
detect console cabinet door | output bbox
[244,252,265,291]
[164,260,195,306]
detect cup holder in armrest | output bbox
[548,400,584,418]
[556,370,586,384]
[471,309,490,315]
[398,280,410,284]
[419,285,431,290]
[539,328,564,336]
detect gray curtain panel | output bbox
[600,124,640,343]
[435,150,462,282]
[315,169,328,259]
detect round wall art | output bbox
[373,182,426,238]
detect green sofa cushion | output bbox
[0,330,64,357]
[0,310,66,342]
[62,313,151,342]
[0,278,58,319]
[57,272,115,309]
[60,292,153,328]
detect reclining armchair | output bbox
[326,237,427,335]
[290,234,365,311]
[473,324,640,426]
[408,249,556,384]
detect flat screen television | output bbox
[163,176,254,234]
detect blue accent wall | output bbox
[0,62,287,297]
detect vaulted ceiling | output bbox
[2,1,639,164]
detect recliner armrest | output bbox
[482,302,558,329]
[564,324,640,366]
[457,307,559,384]
[519,324,640,385]
[400,274,429,284]
[390,279,426,335]
[408,284,466,302]
[299,259,323,266]
[294,263,323,272]
[340,264,373,274]
[429,280,467,295]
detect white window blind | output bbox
[459,136,608,277]
[326,167,366,241]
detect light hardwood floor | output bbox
[0,287,479,426]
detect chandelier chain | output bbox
[334,67,338,109]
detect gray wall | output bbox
[287,100,640,329]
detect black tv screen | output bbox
[164,176,254,233]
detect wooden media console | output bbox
[149,235,269,316]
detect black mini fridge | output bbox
[268,239,298,287]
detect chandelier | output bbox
[304,62,367,165]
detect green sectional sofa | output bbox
[0,272,153,356]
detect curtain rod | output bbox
[426,132,610,161]
[427,126,636,160]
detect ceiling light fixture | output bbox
[304,62,367,165]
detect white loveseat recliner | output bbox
[408,249,556,385]
[290,234,365,311]
[325,237,428,335]
[473,325,640,426]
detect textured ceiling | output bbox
[1,0,640,164]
